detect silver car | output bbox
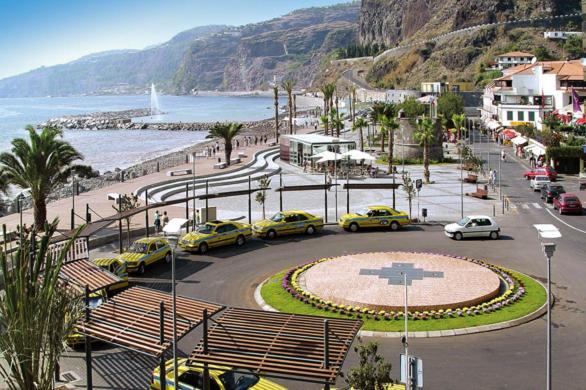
[444,216,500,240]
[530,175,551,191]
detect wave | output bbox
[0,107,21,119]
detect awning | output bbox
[163,218,189,236]
[501,129,517,139]
[511,136,528,145]
[525,144,546,156]
[340,149,376,161]
[316,152,343,164]
[487,120,502,130]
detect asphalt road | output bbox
[62,134,586,390]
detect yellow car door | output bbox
[206,226,222,248]
[364,210,377,227]
[146,243,158,265]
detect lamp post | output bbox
[166,232,180,390]
[401,126,405,173]
[402,272,410,390]
[533,224,561,390]
[460,142,464,219]
[192,152,197,227]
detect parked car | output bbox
[540,184,565,203]
[444,215,500,240]
[252,210,324,239]
[118,237,171,275]
[339,205,410,232]
[179,220,252,254]
[523,166,557,181]
[553,193,583,215]
[530,175,550,191]
[92,257,129,293]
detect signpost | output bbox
[400,354,423,389]
[415,179,422,221]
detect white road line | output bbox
[545,208,586,235]
[532,203,542,209]
[521,203,530,209]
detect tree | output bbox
[402,172,416,220]
[345,341,393,390]
[451,113,466,141]
[0,126,93,231]
[320,83,336,135]
[349,85,357,129]
[398,98,425,118]
[369,102,387,152]
[379,115,399,173]
[0,220,83,389]
[255,175,271,219]
[272,84,280,142]
[330,108,343,138]
[281,80,296,135]
[564,34,583,59]
[320,114,330,135]
[207,122,244,166]
[353,117,368,151]
[437,92,464,127]
[414,117,436,183]
[114,193,140,248]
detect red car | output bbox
[553,193,583,215]
[523,166,557,181]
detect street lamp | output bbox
[165,230,180,390]
[533,224,561,390]
[402,272,410,390]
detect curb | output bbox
[253,276,548,338]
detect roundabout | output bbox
[261,251,547,333]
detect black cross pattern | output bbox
[359,262,444,286]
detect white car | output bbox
[444,216,500,240]
[530,175,551,191]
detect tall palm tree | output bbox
[208,122,244,166]
[273,84,279,142]
[452,113,466,141]
[330,108,343,138]
[0,126,92,231]
[414,117,436,184]
[349,85,357,129]
[353,117,368,151]
[380,115,399,174]
[320,114,330,134]
[369,102,385,152]
[320,83,336,136]
[281,80,296,135]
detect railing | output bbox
[48,238,89,262]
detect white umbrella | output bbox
[316,152,343,164]
[340,149,376,161]
[511,136,528,146]
[309,150,333,159]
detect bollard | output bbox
[493,204,496,217]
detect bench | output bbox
[464,174,478,184]
[214,162,227,169]
[468,188,488,199]
[230,157,241,164]
[167,169,193,177]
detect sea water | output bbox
[0,95,278,173]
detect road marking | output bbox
[521,203,530,209]
[532,203,542,209]
[545,209,586,235]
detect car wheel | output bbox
[164,252,172,264]
[390,221,400,231]
[236,235,245,246]
[349,222,359,233]
[267,229,277,240]
[138,263,146,275]
[454,232,463,241]
[489,231,499,240]
[199,242,209,254]
[305,225,316,235]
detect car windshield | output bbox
[551,186,564,191]
[270,212,284,222]
[197,224,216,234]
[457,217,470,227]
[88,297,104,310]
[355,208,369,216]
[565,197,579,202]
[128,242,148,253]
[218,370,260,390]
[536,177,548,181]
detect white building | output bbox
[543,31,583,40]
[495,51,536,70]
[481,59,586,130]
[385,89,420,103]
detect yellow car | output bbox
[92,257,129,293]
[179,220,252,254]
[151,358,286,390]
[339,205,410,232]
[118,237,171,275]
[67,292,106,347]
[252,210,324,239]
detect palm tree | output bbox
[320,83,336,135]
[452,113,466,142]
[380,115,399,174]
[414,117,436,184]
[369,102,385,151]
[330,108,343,138]
[353,117,368,151]
[320,114,330,134]
[281,80,296,135]
[0,220,83,390]
[208,122,244,166]
[272,84,279,142]
[349,85,357,129]
[0,126,92,231]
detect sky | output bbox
[0,0,347,80]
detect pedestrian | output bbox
[154,210,161,233]
[501,150,506,162]
[254,136,258,145]
[236,139,240,148]
[162,211,169,228]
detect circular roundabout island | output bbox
[260,251,547,334]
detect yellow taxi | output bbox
[118,237,171,275]
[151,358,286,390]
[92,257,129,293]
[252,210,324,239]
[67,291,107,347]
[179,220,252,254]
[339,205,410,232]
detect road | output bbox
[61,133,586,389]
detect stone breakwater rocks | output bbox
[40,108,276,132]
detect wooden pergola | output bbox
[188,307,362,388]
[76,286,224,389]
[58,258,122,294]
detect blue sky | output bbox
[0,0,347,80]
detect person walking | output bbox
[501,150,506,162]
[162,211,169,228]
[154,210,161,233]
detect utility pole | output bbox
[403,272,410,390]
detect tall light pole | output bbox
[192,152,196,226]
[403,272,410,390]
[533,224,561,390]
[166,232,180,390]
[460,143,464,219]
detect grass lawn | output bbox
[261,270,546,332]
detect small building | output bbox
[280,134,356,167]
[496,51,536,70]
[421,82,448,95]
[385,89,420,103]
[449,82,475,92]
[543,31,583,40]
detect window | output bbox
[223,224,237,232]
[477,219,492,227]
[528,111,536,122]
[517,111,525,121]
[506,111,513,121]
[296,213,308,221]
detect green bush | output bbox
[546,146,584,160]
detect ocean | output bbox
[0,94,280,173]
